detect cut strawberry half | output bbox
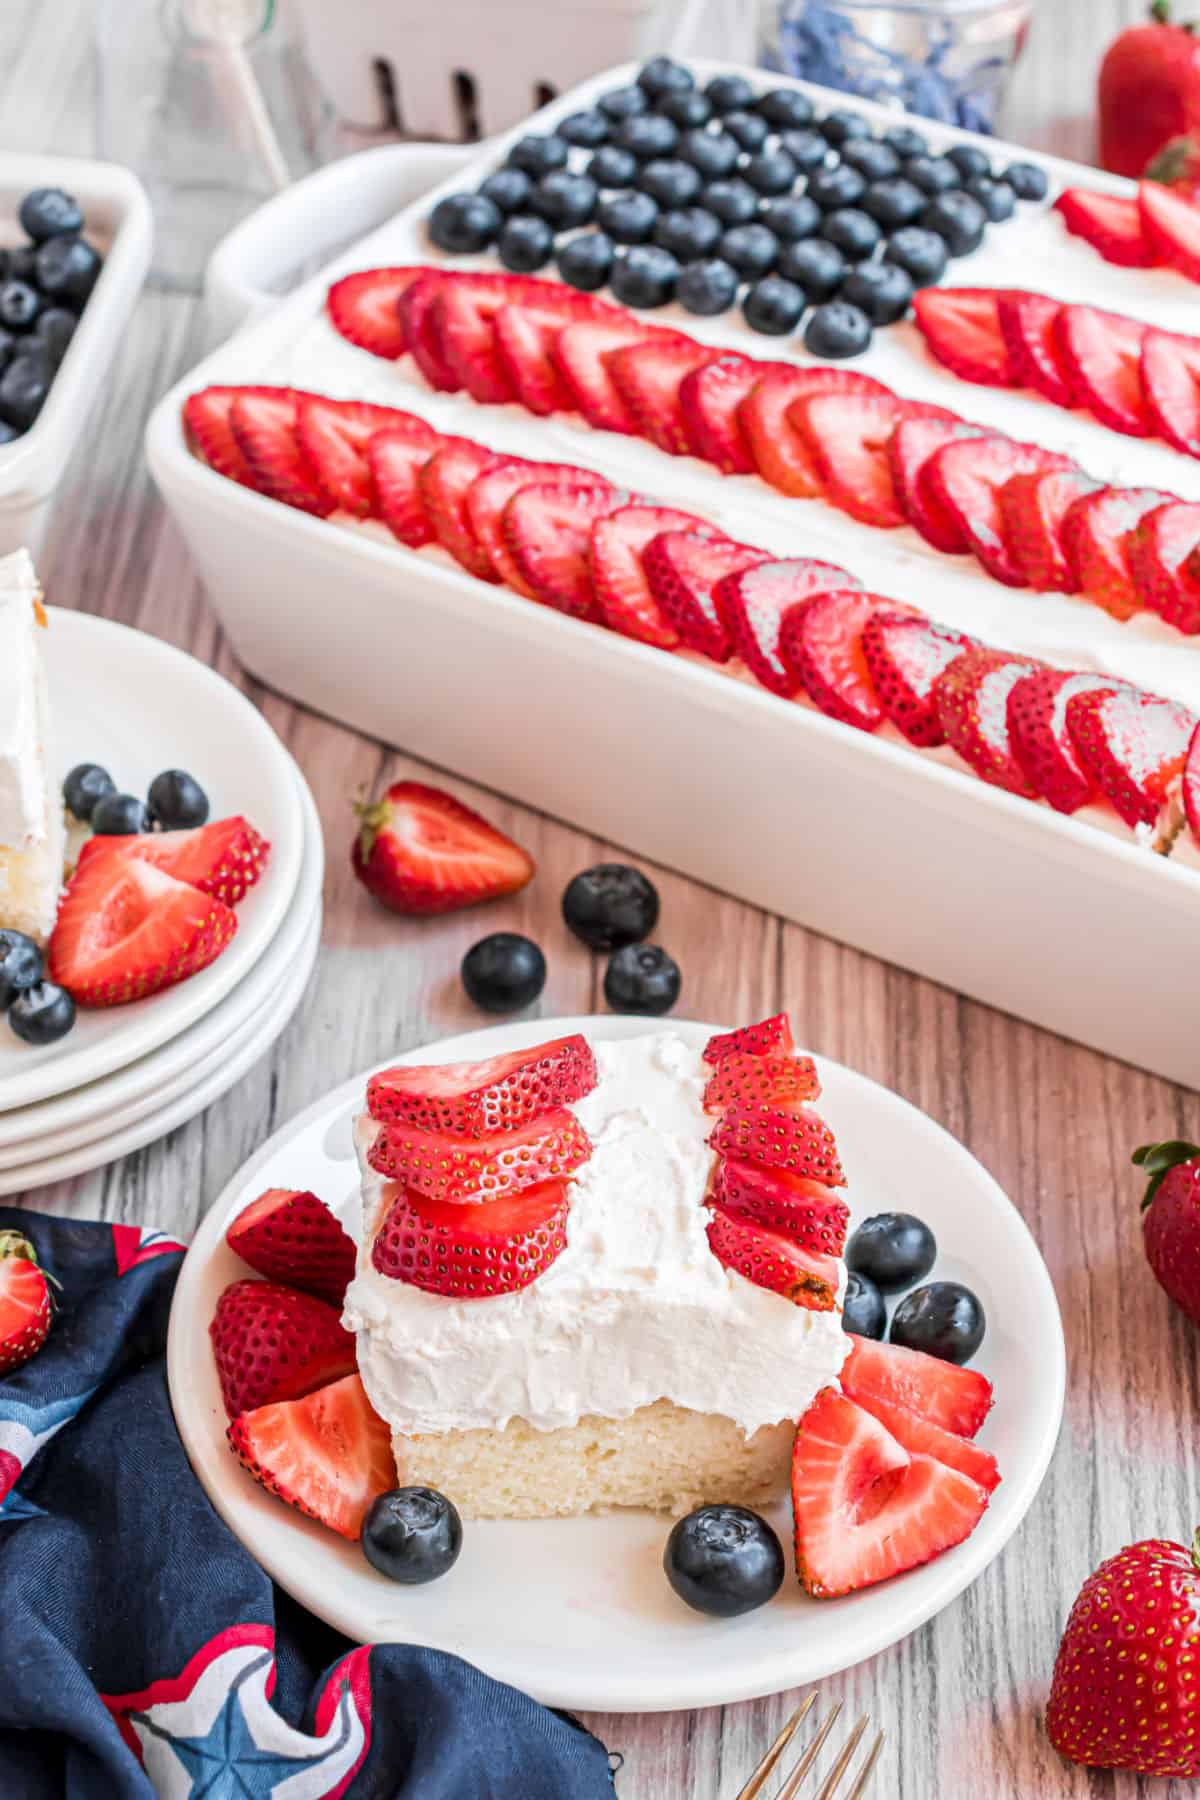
[366,422,443,548]
[605,338,717,455]
[327,266,422,360]
[351,780,534,916]
[841,1333,994,1438]
[368,1034,598,1136]
[1142,328,1200,457]
[493,305,575,416]
[366,1107,592,1203]
[927,436,1075,585]
[227,1372,394,1540]
[0,1239,51,1374]
[703,1050,821,1111]
[790,392,957,528]
[997,467,1103,592]
[1007,669,1123,813]
[712,1157,848,1256]
[738,365,892,497]
[589,503,709,648]
[229,388,333,515]
[184,386,265,490]
[706,1205,838,1310]
[502,481,625,616]
[912,287,1020,386]
[888,416,987,553]
[48,856,237,1007]
[716,557,861,697]
[708,1103,845,1187]
[791,1386,989,1597]
[1128,500,1200,631]
[418,441,505,580]
[934,647,1038,794]
[781,589,889,733]
[74,816,270,907]
[641,531,768,661]
[1055,189,1153,267]
[397,271,459,392]
[1182,719,1200,846]
[295,396,423,517]
[704,1014,796,1062]
[1061,485,1170,619]
[1066,685,1196,826]
[371,1178,570,1297]
[996,292,1075,409]
[679,353,776,473]
[552,317,684,433]
[465,458,598,590]
[210,1278,356,1418]
[226,1190,357,1306]
[861,612,974,747]
[1139,178,1200,281]
[850,1389,1001,1495]
[1056,305,1152,437]
[432,281,518,405]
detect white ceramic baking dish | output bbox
[148,62,1200,1088]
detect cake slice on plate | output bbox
[0,549,63,945]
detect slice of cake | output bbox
[0,549,63,945]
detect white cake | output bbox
[0,550,63,944]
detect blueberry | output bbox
[559,109,609,148]
[779,128,829,173]
[637,55,693,97]
[478,167,532,213]
[777,236,846,301]
[147,768,210,829]
[841,260,914,324]
[637,158,702,208]
[840,138,901,181]
[883,225,949,287]
[920,191,986,256]
[902,155,960,196]
[530,171,597,228]
[0,280,40,332]
[562,862,659,949]
[598,85,648,121]
[63,762,116,821]
[676,257,740,315]
[91,792,152,835]
[842,1270,887,1339]
[664,1504,784,1618]
[821,109,872,146]
[658,90,711,129]
[760,194,821,241]
[507,134,569,175]
[18,187,83,242]
[705,72,756,113]
[428,192,501,254]
[604,942,680,1014]
[702,178,759,226]
[653,205,722,260]
[34,234,103,305]
[597,191,659,244]
[804,299,872,359]
[884,124,928,159]
[0,930,42,1010]
[9,981,75,1046]
[965,176,1016,222]
[461,932,546,1012]
[757,88,815,130]
[613,114,678,160]
[498,214,555,272]
[1005,160,1049,200]
[588,145,639,189]
[743,274,805,335]
[807,164,866,211]
[742,149,798,197]
[678,129,739,181]
[723,110,770,152]
[0,327,14,373]
[0,354,49,430]
[822,207,882,262]
[947,143,992,180]
[362,1486,462,1584]
[846,1211,937,1292]
[890,1280,986,1365]
[5,245,36,284]
[556,230,615,290]
[610,244,678,307]
[720,222,777,278]
[860,177,926,229]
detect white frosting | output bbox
[0,549,46,851]
[344,1030,850,1439]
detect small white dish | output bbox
[168,1014,1065,1715]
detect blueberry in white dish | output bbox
[148,769,210,830]
[1004,160,1048,200]
[807,164,866,211]
[637,55,693,98]
[761,194,821,241]
[965,175,1016,222]
[677,257,740,315]
[846,1211,937,1292]
[890,1280,986,1365]
[4,245,36,284]
[558,109,609,148]
[841,261,914,324]
[0,354,50,431]
[946,143,992,181]
[498,214,554,273]
[703,178,759,226]
[613,113,678,160]
[9,980,75,1046]
[860,176,926,229]
[0,281,40,332]
[804,299,872,358]
[820,108,872,146]
[757,87,815,130]
[778,236,846,301]
[461,932,546,1013]
[653,206,722,260]
[664,1504,785,1617]
[720,222,778,279]
[562,862,659,950]
[883,225,949,287]
[0,929,42,1010]
[478,167,532,213]
[779,127,829,173]
[91,792,152,835]
[743,274,806,335]
[678,128,739,181]
[362,1487,462,1584]
[556,230,615,290]
[596,191,659,244]
[18,187,84,242]
[840,138,901,181]
[638,158,702,209]
[742,148,798,197]
[842,1269,887,1340]
[63,762,116,821]
[428,192,501,254]
[722,109,770,152]
[658,89,710,129]
[604,943,680,1015]
[611,244,678,307]
[530,171,598,229]
[598,85,647,121]
[35,233,101,306]
[920,191,987,256]
[884,124,928,159]
[588,145,639,189]
[705,71,756,113]
[902,155,960,196]
[821,207,882,262]
[507,134,569,176]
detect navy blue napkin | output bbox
[0,1208,616,1798]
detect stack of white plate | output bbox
[0,609,325,1194]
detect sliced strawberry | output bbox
[1007,669,1123,813]
[927,436,1075,585]
[1142,328,1200,457]
[934,647,1038,794]
[642,532,768,661]
[790,392,957,528]
[605,338,717,455]
[227,1372,394,1540]
[552,317,683,433]
[295,396,425,517]
[75,816,270,907]
[850,1389,1001,1495]
[861,612,974,747]
[588,504,708,648]
[840,1333,994,1438]
[702,1050,821,1111]
[368,1034,598,1136]
[781,589,888,733]
[711,1158,847,1256]
[351,780,534,916]
[465,459,601,592]
[397,270,459,392]
[370,1178,570,1297]
[716,558,862,697]
[1066,685,1196,826]
[1061,485,1170,618]
[1128,500,1200,631]
[888,417,987,554]
[0,1235,51,1374]
[703,1014,796,1062]
[432,281,517,405]
[327,266,422,360]
[226,1191,356,1306]
[1182,719,1200,845]
[209,1278,356,1418]
[1139,178,1200,281]
[679,353,776,473]
[502,480,623,616]
[912,287,1020,386]
[706,1205,838,1310]
[739,365,892,497]
[229,389,333,515]
[418,441,504,579]
[184,386,264,489]
[996,292,1075,409]
[494,305,574,416]
[1056,305,1151,437]
[366,422,442,548]
[48,856,237,1007]
[366,1107,592,1203]
[791,1386,989,1597]
[708,1103,845,1187]
[997,467,1103,592]
[1055,189,1153,267]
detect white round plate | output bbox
[168,1015,1065,1714]
[0,609,305,1113]
[0,767,324,1159]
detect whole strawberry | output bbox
[1099,4,1200,179]
[1133,1139,1200,1322]
[0,1231,54,1373]
[1047,1533,1200,1776]
[351,780,534,916]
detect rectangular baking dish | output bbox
[147,60,1200,1088]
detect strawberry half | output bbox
[711,1158,847,1256]
[48,856,237,1006]
[184,386,266,490]
[1056,305,1151,437]
[419,441,504,579]
[1055,189,1153,266]
[466,459,599,590]
[605,338,716,455]
[642,532,768,661]
[75,816,270,907]
[230,389,333,515]
[861,612,974,747]
[927,436,1075,585]
[326,266,422,360]
[996,292,1075,409]
[934,647,1038,794]
[1129,500,1200,631]
[1061,485,1170,619]
[552,317,684,433]
[351,780,534,915]
[210,1278,356,1418]
[998,467,1103,592]
[296,396,422,516]
[705,1205,838,1310]
[1139,178,1200,281]
[850,1388,1001,1495]
[703,1014,796,1062]
[1141,328,1200,457]
[679,353,775,473]
[715,558,861,697]
[1007,669,1122,813]
[708,1103,845,1187]
[588,504,708,648]
[1066,686,1196,827]
[791,1386,989,1597]
[790,392,956,528]
[781,589,889,733]
[227,1372,394,1540]
[912,287,1020,386]
[502,481,624,616]
[888,416,987,553]
[493,305,575,415]
[702,1051,820,1111]
[368,1034,598,1136]
[840,1333,994,1438]
[0,1232,52,1373]
[738,365,891,497]
[397,271,459,392]
[366,1108,592,1203]
[366,421,443,548]
[225,1190,357,1307]
[370,1178,570,1297]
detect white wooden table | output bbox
[5,2,1194,1794]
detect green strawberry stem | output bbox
[0,1230,37,1264]
[1150,0,1200,29]
[1133,1140,1200,1210]
[352,790,389,863]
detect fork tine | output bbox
[734,1692,817,1800]
[841,1729,884,1800]
[811,1715,869,1799]
[773,1700,843,1800]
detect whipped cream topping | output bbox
[0,549,47,852]
[344,1030,850,1439]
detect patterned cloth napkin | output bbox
[0,1208,616,1798]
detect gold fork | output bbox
[733,1692,884,1800]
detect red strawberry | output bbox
[1184,717,1200,843]
[791,1387,989,1597]
[996,292,1075,409]
[679,353,775,473]
[493,304,575,415]
[1066,686,1195,827]
[418,441,504,580]
[850,1389,1000,1494]
[934,648,1038,794]
[367,1034,598,1136]
[1140,177,1200,280]
[705,1205,838,1310]
[840,1333,994,1438]
[711,1158,847,1256]
[1055,189,1154,266]
[502,480,624,616]
[641,533,766,661]
[781,589,889,733]
[998,468,1103,592]
[75,816,270,907]
[1007,670,1123,813]
[210,1278,356,1418]
[708,1103,845,1187]
[1128,499,1200,630]
[552,317,685,433]
[738,365,892,497]
[790,392,956,528]
[716,558,861,697]
[702,1050,820,1111]
[1047,1533,1200,1778]
[431,281,518,405]
[704,1014,796,1062]
[466,458,598,590]
[1133,1139,1200,1324]
[326,266,421,360]
[1099,10,1200,180]
[1061,485,1170,618]
[366,422,442,547]
[912,287,1020,386]
[230,389,333,515]
[295,396,423,517]
[588,503,708,648]
[397,270,459,392]
[370,1178,570,1297]
[927,436,1075,585]
[227,1372,394,1541]
[605,338,716,455]
[367,1108,591,1203]
[0,1232,53,1373]
[49,857,237,1006]
[184,386,265,490]
[1056,305,1152,437]
[861,612,974,747]
[225,1190,356,1306]
[350,780,534,915]
[1141,327,1200,456]
[888,416,987,553]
